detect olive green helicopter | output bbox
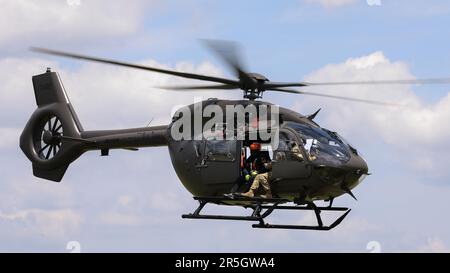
[20,41,450,230]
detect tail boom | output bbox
[20,69,168,182]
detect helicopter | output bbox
[20,41,450,230]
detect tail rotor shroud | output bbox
[36,115,63,160]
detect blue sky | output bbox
[101,0,450,104]
[1,0,450,252]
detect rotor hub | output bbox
[42,130,61,145]
[242,73,269,100]
[243,89,263,100]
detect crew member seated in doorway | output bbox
[242,142,268,183]
[240,142,273,199]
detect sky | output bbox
[1,0,450,252]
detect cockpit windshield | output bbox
[286,122,350,165]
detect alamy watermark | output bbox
[170,99,280,148]
[366,241,382,253]
[66,241,81,253]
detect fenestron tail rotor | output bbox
[36,115,63,160]
[30,40,450,104]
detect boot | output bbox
[240,190,254,198]
[239,179,259,198]
[260,191,272,199]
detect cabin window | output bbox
[204,139,236,162]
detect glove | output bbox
[245,174,251,181]
[251,171,258,176]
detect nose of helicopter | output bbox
[342,153,369,189]
[347,152,368,172]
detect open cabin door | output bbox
[271,128,311,180]
[200,139,241,185]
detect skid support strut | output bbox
[182,196,350,231]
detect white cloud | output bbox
[330,217,382,241]
[0,177,75,208]
[148,191,185,211]
[295,51,450,174]
[0,57,60,126]
[118,195,133,206]
[305,0,357,8]
[0,208,82,239]
[0,0,154,49]
[99,211,142,226]
[0,128,21,149]
[418,237,449,253]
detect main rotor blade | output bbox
[269,88,400,106]
[158,83,238,91]
[30,47,240,86]
[306,78,450,86]
[265,77,450,89]
[201,40,253,85]
[264,82,309,89]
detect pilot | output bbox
[240,143,273,199]
[289,141,304,161]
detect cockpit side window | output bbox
[286,122,350,164]
[274,131,305,162]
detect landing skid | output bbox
[182,196,351,231]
